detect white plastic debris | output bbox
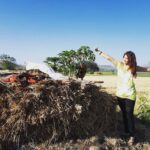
[25,61,66,80]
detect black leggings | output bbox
[117,97,135,136]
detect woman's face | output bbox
[123,54,130,65]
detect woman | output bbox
[95,48,150,144]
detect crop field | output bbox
[84,75,150,122]
[84,75,150,96]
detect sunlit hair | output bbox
[123,51,137,77]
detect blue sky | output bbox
[0,0,150,66]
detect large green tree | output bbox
[44,46,96,77]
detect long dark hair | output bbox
[123,51,137,77]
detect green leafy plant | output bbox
[136,95,150,124]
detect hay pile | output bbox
[0,73,116,149]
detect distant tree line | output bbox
[0,54,17,70]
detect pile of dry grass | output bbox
[0,73,116,149]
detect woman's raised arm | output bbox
[95,48,119,66]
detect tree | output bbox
[77,46,95,63]
[44,46,96,77]
[85,61,99,73]
[44,57,60,71]
[0,54,16,70]
[58,50,77,76]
